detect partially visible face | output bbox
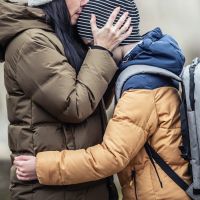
[66,0,89,25]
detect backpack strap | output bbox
[115,65,182,101]
[144,143,189,191]
[145,143,200,199]
[179,83,191,160]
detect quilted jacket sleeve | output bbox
[36,89,158,185]
[16,31,117,123]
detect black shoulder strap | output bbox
[179,82,191,160]
[144,143,189,192]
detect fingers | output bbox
[16,173,37,181]
[14,156,31,167]
[16,166,31,181]
[106,8,131,46]
[16,167,37,181]
[91,6,133,51]
[114,12,129,31]
[118,17,131,35]
[118,26,133,43]
[14,160,23,168]
[15,155,32,161]
[14,155,37,181]
[90,14,98,34]
[16,168,27,177]
[16,175,31,181]
[14,160,27,176]
[106,7,121,27]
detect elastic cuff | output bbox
[90,45,113,57]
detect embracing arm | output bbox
[15,7,133,124]
[36,90,158,185]
[16,31,117,123]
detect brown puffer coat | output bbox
[36,87,191,200]
[0,1,117,200]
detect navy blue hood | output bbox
[119,27,185,91]
[119,27,185,75]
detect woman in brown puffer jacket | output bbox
[0,0,132,199]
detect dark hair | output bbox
[41,0,86,72]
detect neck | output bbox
[112,42,140,64]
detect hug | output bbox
[0,0,191,199]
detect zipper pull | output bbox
[192,57,200,66]
[130,170,136,186]
[130,180,133,186]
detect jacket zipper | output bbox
[130,170,138,200]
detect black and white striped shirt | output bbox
[77,0,142,45]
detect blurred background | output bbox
[0,0,200,199]
[135,0,200,65]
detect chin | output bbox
[71,20,77,25]
[71,16,79,25]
